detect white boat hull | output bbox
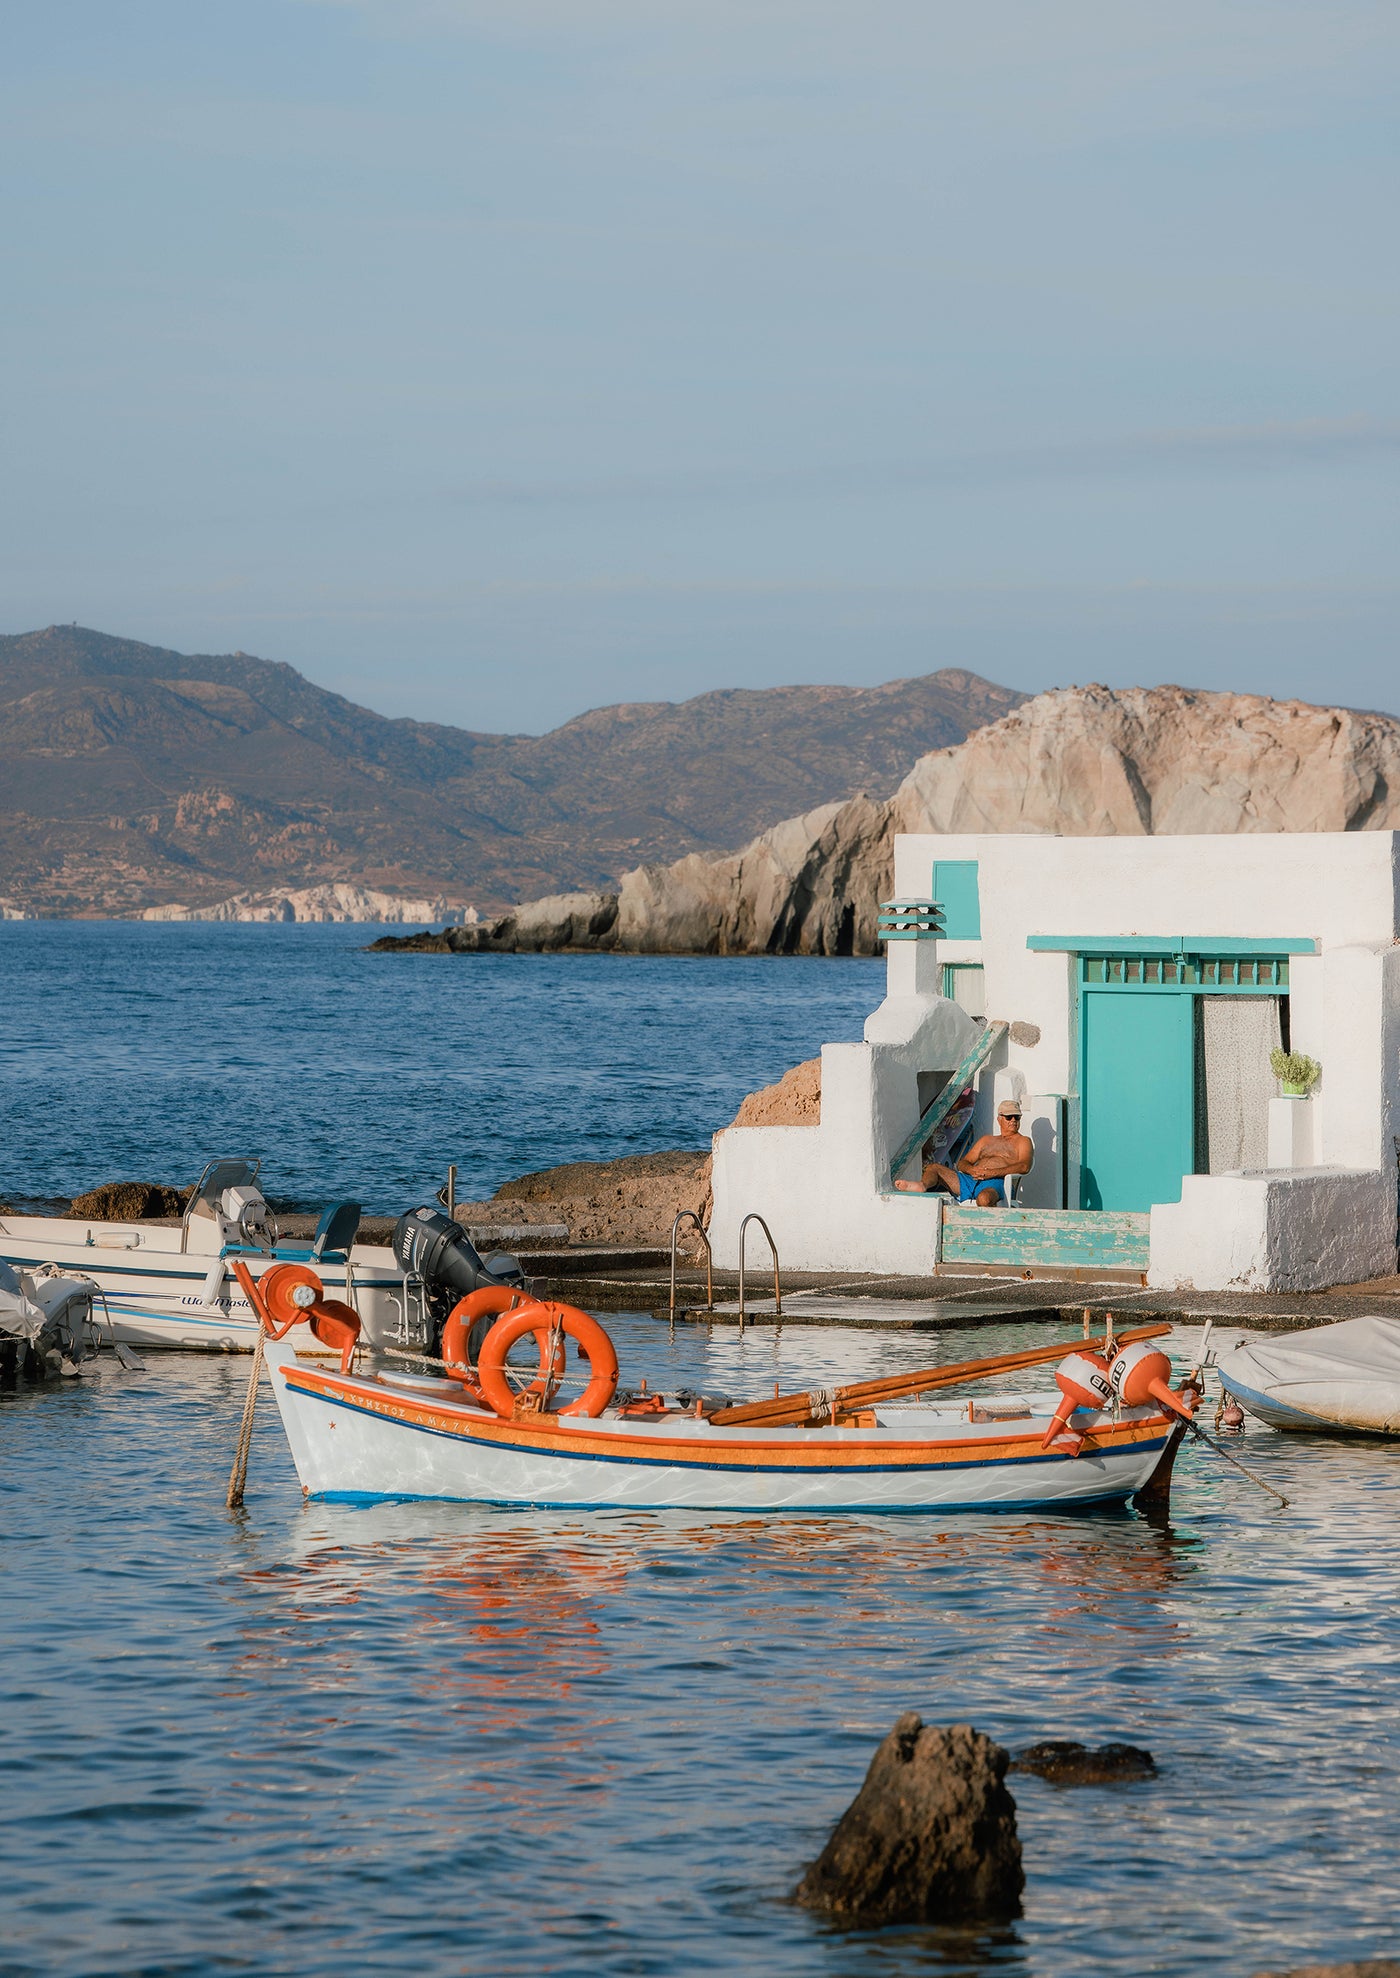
[0,1215,402,1352]
[1217,1315,1400,1436]
[263,1337,1179,1514]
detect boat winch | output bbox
[232,1260,361,1373]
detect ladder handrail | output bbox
[668,1210,713,1327]
[737,1213,781,1335]
[886,1020,1009,1188]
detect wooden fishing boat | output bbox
[239,1263,1194,1514]
[1216,1316,1400,1436]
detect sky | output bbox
[2,0,1397,733]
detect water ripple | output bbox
[4,1320,1400,1977]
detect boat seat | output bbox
[312,1200,362,1260]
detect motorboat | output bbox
[0,1258,96,1360]
[0,1163,516,1355]
[1216,1316,1400,1435]
[239,1262,1193,1514]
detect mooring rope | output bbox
[226,1328,266,1510]
[1186,1416,1289,1508]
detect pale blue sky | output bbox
[3,1,1397,730]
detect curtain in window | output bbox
[1197,996,1283,1173]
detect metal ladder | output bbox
[668,1210,714,1329]
[737,1213,781,1335]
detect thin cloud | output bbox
[436,419,1400,509]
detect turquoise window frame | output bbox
[933,860,980,939]
[1029,935,1315,957]
[940,960,986,1018]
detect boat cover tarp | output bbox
[0,1259,46,1344]
[1220,1315,1400,1433]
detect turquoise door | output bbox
[1080,990,1194,1211]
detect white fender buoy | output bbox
[202,1257,227,1308]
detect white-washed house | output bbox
[709,832,1400,1292]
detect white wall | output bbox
[1149,1169,1394,1291]
[709,970,975,1273]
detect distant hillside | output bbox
[0,626,1023,915]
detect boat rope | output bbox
[380,1343,457,1373]
[226,1328,266,1511]
[805,1387,836,1424]
[1185,1416,1289,1508]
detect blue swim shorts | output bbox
[956,1171,1006,1205]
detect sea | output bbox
[3,923,1399,1978]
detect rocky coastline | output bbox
[372,682,1400,960]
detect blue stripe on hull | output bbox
[1220,1370,1379,1435]
[286,1376,1168,1478]
[310,1487,1141,1513]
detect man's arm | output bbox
[966,1137,1033,1179]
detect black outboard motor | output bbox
[391,1206,526,1349]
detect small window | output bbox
[941,962,986,1020]
[932,860,981,939]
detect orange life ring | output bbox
[476,1302,619,1420]
[440,1285,531,1383]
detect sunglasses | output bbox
[999,1111,1022,1120]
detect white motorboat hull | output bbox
[0,1214,402,1352]
[263,1336,1179,1514]
[1217,1316,1400,1436]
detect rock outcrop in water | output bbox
[374,683,1400,959]
[1009,1740,1156,1784]
[795,1715,1023,1926]
[66,1181,191,1221]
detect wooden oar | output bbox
[705,1321,1172,1427]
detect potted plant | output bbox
[1269,1047,1321,1098]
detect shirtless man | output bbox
[894,1099,1033,1207]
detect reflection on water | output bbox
[4,1317,1399,1977]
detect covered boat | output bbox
[241,1263,1193,1514]
[1216,1316,1400,1435]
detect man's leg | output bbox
[894,1161,959,1196]
[973,1185,1003,1208]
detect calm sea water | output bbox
[0,922,883,1210]
[3,926,1400,1977]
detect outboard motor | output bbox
[392,1207,525,1348]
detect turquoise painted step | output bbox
[940,1207,1150,1271]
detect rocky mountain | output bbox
[0,625,1022,915]
[373,683,1400,958]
